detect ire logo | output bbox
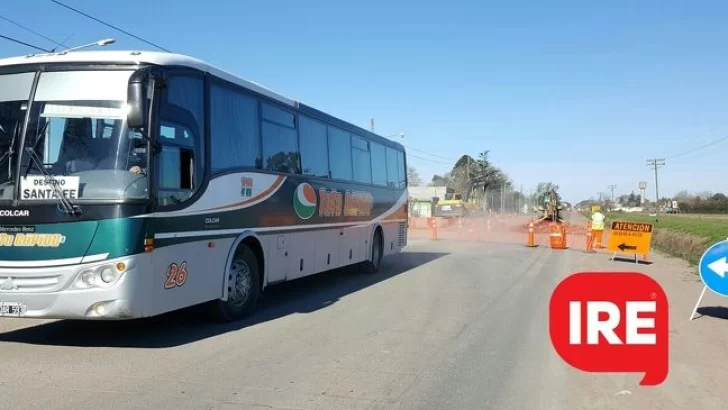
[549,271,669,386]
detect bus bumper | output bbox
[0,254,150,320]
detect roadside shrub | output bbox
[650,229,708,265]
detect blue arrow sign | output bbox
[699,239,728,297]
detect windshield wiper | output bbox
[0,120,20,178]
[20,119,81,215]
[23,146,81,215]
[22,119,49,180]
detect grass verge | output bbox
[603,212,728,265]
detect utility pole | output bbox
[370,118,375,132]
[501,183,505,213]
[608,184,616,201]
[520,184,523,213]
[647,158,665,218]
[466,156,470,201]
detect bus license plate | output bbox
[441,206,451,211]
[0,302,27,317]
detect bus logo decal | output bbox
[319,188,343,217]
[0,277,17,291]
[240,177,253,198]
[0,233,66,247]
[294,183,317,220]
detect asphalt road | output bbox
[0,218,726,409]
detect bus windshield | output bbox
[0,69,149,202]
[0,72,34,201]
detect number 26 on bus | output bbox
[164,262,188,289]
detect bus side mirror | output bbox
[127,77,148,129]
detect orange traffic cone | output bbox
[549,223,566,249]
[585,226,595,253]
[527,220,536,247]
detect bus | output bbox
[0,49,408,321]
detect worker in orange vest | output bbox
[591,210,606,248]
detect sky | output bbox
[1,0,727,204]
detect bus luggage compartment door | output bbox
[265,234,288,284]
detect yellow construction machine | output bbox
[534,188,564,223]
[433,187,477,218]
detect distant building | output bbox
[408,186,448,218]
[408,186,448,201]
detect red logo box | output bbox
[549,271,669,386]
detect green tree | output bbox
[627,191,638,205]
[531,181,560,203]
[450,151,511,201]
[429,172,452,187]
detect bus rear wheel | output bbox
[363,228,383,274]
[209,245,260,322]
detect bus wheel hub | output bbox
[228,259,252,305]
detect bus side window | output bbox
[396,149,406,188]
[261,103,300,174]
[158,124,196,204]
[370,142,387,186]
[385,147,398,188]
[156,74,204,207]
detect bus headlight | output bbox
[80,270,95,287]
[100,267,117,283]
[73,263,126,289]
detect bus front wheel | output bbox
[209,245,261,322]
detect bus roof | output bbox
[0,50,295,106]
[0,50,405,151]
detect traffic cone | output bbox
[549,223,565,249]
[585,226,595,253]
[527,220,536,247]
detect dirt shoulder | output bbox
[562,215,728,409]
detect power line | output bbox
[665,134,728,159]
[49,0,172,52]
[0,14,67,50]
[0,33,50,52]
[404,144,507,169]
[53,32,77,52]
[402,144,458,161]
[407,152,454,166]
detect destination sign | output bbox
[20,175,80,200]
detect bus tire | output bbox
[363,228,383,274]
[209,245,261,322]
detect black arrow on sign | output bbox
[618,243,637,251]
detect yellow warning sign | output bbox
[607,221,653,255]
